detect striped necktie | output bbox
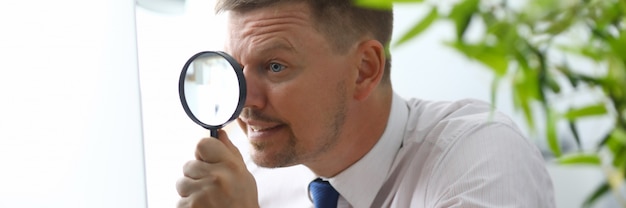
[308,178,340,208]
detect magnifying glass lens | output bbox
[178,51,246,137]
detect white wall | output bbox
[135,1,226,207]
[0,0,147,207]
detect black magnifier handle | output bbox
[210,129,218,139]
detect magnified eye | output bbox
[269,63,285,73]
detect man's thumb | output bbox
[216,129,243,159]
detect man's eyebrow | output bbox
[255,41,296,55]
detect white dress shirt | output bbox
[320,93,556,207]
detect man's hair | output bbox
[215,0,393,84]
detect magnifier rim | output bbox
[178,51,247,130]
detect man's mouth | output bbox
[244,121,286,140]
[238,109,286,137]
[250,124,282,132]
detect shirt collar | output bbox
[324,93,409,208]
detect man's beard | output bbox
[243,82,348,168]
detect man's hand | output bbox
[176,130,259,208]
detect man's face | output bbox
[227,2,356,168]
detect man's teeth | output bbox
[251,126,276,132]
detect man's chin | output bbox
[249,148,298,168]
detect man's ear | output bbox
[353,39,386,101]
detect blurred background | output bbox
[0,0,621,207]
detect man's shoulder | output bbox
[406,97,497,122]
[386,97,554,207]
[403,97,519,145]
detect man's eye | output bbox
[269,63,285,73]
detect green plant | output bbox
[355,0,626,207]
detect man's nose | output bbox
[241,67,266,110]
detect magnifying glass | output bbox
[178,51,246,138]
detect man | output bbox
[176,0,556,207]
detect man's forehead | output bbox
[225,1,311,25]
[224,2,313,49]
[225,28,300,63]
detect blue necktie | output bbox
[309,178,340,208]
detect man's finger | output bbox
[178,192,213,208]
[182,160,213,179]
[194,137,231,163]
[216,129,244,159]
[177,197,190,208]
[176,177,203,197]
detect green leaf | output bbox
[557,44,608,62]
[510,51,544,134]
[489,77,499,113]
[594,1,623,30]
[512,91,534,131]
[608,32,626,62]
[547,110,561,157]
[353,0,393,10]
[481,13,499,33]
[603,129,626,167]
[541,8,576,35]
[620,0,626,14]
[555,64,581,88]
[384,42,392,61]
[563,103,608,120]
[448,0,480,40]
[612,146,626,168]
[582,182,610,208]
[610,128,626,145]
[392,0,424,2]
[448,41,509,76]
[604,129,626,155]
[568,121,582,150]
[355,0,424,9]
[546,76,561,93]
[393,7,438,47]
[477,49,509,77]
[557,153,601,165]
